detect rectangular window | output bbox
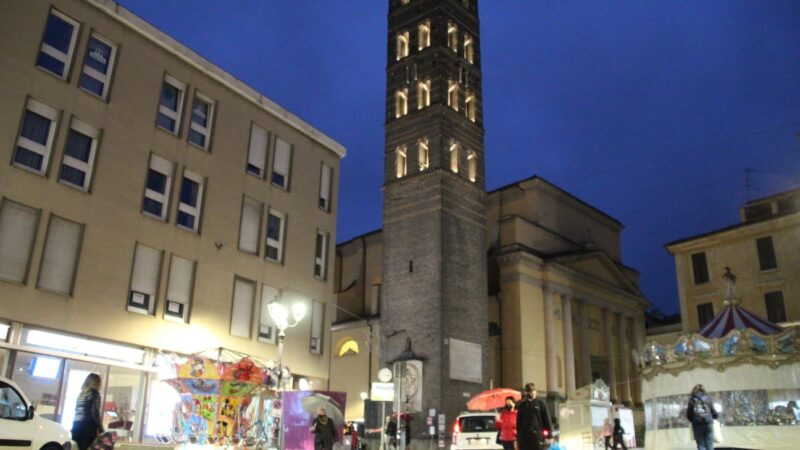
[188,92,214,150]
[230,277,255,338]
[448,80,459,111]
[156,75,185,134]
[176,169,204,233]
[265,209,286,263]
[164,255,195,323]
[258,284,279,344]
[78,33,117,99]
[14,98,59,175]
[36,9,80,79]
[418,21,431,50]
[272,137,292,189]
[756,236,778,271]
[319,164,333,211]
[395,89,408,118]
[37,215,83,296]
[764,291,786,323]
[314,230,328,280]
[238,196,262,254]
[696,302,714,327]
[310,300,324,354]
[448,22,458,51]
[691,252,709,284]
[0,199,41,284]
[246,124,269,177]
[128,243,163,316]
[58,118,99,191]
[142,154,174,221]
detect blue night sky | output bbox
[120,1,800,314]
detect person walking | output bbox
[516,383,552,450]
[496,396,518,450]
[71,373,104,450]
[311,407,338,450]
[602,418,613,450]
[612,418,628,450]
[686,384,718,450]
[385,416,398,450]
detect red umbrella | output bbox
[391,412,414,421]
[467,388,522,411]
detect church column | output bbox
[602,308,618,402]
[632,316,645,405]
[617,313,632,405]
[562,293,576,396]
[544,289,558,396]
[578,300,592,387]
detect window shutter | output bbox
[239,197,261,253]
[247,125,268,176]
[230,278,255,338]
[0,200,40,283]
[130,243,162,314]
[319,164,332,209]
[310,300,324,354]
[37,215,83,295]
[274,137,291,175]
[165,255,194,321]
[259,284,279,344]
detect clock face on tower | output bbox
[402,363,421,398]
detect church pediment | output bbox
[550,251,642,297]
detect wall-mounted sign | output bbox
[371,382,395,401]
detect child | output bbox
[613,418,627,450]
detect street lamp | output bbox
[268,295,307,450]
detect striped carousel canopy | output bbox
[698,303,784,338]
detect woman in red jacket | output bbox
[496,396,518,450]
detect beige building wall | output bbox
[667,190,800,333]
[329,321,381,421]
[0,0,344,380]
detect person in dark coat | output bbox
[385,416,398,450]
[311,407,338,450]
[515,383,552,450]
[686,384,719,450]
[612,418,627,450]
[71,373,104,450]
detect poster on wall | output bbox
[283,390,347,450]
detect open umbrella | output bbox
[467,388,521,411]
[302,393,345,424]
[391,412,414,421]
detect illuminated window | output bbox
[465,91,476,122]
[400,0,410,4]
[464,34,474,64]
[467,150,477,182]
[396,31,409,60]
[449,141,459,173]
[448,22,458,52]
[417,79,431,109]
[448,80,459,111]
[418,21,431,50]
[396,146,407,178]
[418,138,429,170]
[338,339,360,357]
[395,89,408,118]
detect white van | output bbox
[451,412,502,450]
[0,376,75,450]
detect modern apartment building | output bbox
[0,0,344,442]
[666,188,800,333]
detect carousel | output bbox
[638,269,800,449]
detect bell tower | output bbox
[381,0,489,432]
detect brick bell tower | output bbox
[381,0,489,435]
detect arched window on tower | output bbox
[448,22,459,52]
[464,34,474,64]
[396,31,409,60]
[449,141,459,173]
[418,21,431,50]
[396,146,407,178]
[338,339,359,357]
[418,138,429,170]
[465,91,476,122]
[447,80,459,112]
[467,150,477,182]
[395,89,408,118]
[417,79,431,109]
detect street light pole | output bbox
[269,295,306,450]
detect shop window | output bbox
[246,123,269,177]
[0,198,41,284]
[272,136,292,190]
[164,255,195,323]
[396,146,407,178]
[756,236,777,271]
[395,89,409,118]
[79,33,117,100]
[59,118,100,192]
[230,277,256,338]
[448,80,459,111]
[691,252,709,284]
[417,79,431,109]
[396,31,409,60]
[37,214,84,296]
[37,9,80,79]
[418,138,429,170]
[238,196,262,254]
[418,21,431,50]
[128,242,163,316]
[13,98,59,175]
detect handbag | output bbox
[495,430,502,445]
[712,419,723,443]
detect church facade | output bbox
[330,0,648,433]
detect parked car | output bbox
[452,412,501,450]
[0,376,75,450]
